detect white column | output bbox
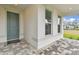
[52,10,58,36]
[60,17,64,37]
[37,5,45,40]
[23,5,38,49]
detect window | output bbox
[45,9,52,22]
[45,23,51,35]
[58,16,61,33]
[45,9,52,35]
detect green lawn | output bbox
[64,30,79,40]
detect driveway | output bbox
[0,39,79,55]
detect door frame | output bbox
[7,11,20,44]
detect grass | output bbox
[64,30,79,40]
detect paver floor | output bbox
[0,39,79,55]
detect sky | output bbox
[64,16,79,22]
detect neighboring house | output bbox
[64,20,79,30]
[0,5,63,50]
[64,24,75,30]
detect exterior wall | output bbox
[23,5,38,49]
[37,5,63,49]
[0,5,63,49]
[0,5,24,43]
[37,5,45,40]
[0,6,6,42]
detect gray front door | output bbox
[7,12,19,44]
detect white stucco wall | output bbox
[0,6,7,42]
[37,5,45,40]
[23,5,38,49]
[0,5,63,49]
[37,5,63,49]
[0,5,24,43]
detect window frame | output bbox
[58,16,61,33]
[45,9,52,35]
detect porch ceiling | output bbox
[16,4,79,16]
[0,4,30,10]
[52,4,79,16]
[1,4,79,16]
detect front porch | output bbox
[0,39,79,55]
[0,4,79,55]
